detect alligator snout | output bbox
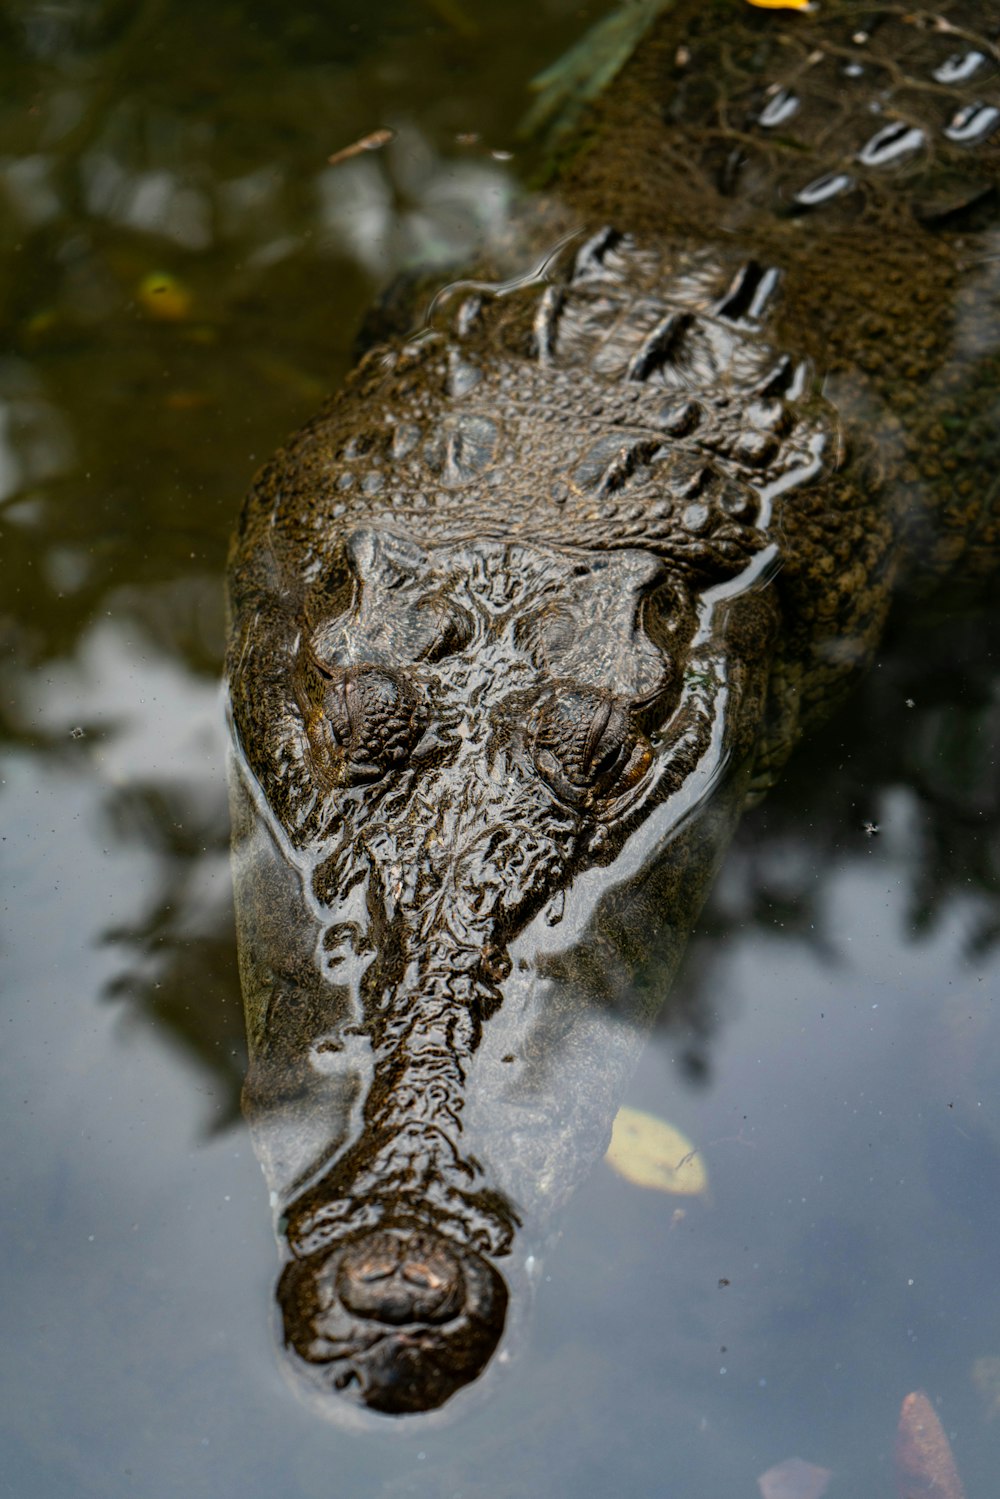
[279,1225,508,1414]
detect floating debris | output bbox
[747,0,810,8]
[895,1391,966,1499]
[164,390,213,412]
[605,1106,707,1195]
[23,307,60,341]
[327,128,396,168]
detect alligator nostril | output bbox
[354,1252,396,1285]
[335,1231,466,1325]
[402,1260,442,1290]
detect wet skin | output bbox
[226,0,1000,1415]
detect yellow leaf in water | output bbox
[419,0,478,39]
[747,0,810,9]
[606,1106,707,1195]
[137,271,192,321]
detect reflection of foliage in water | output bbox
[631,597,1000,1089]
[99,775,247,1135]
[0,0,522,696]
[730,600,1000,955]
[0,0,553,1113]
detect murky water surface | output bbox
[3,2,1000,1494]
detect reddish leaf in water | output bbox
[758,1457,832,1499]
[895,1391,966,1498]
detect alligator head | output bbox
[226,230,842,1416]
[228,522,780,1414]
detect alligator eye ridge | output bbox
[533,687,653,808]
[306,663,424,787]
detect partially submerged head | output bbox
[225,228,833,1416]
[230,522,773,1415]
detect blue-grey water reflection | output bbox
[3,0,1000,1493]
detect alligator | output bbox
[226,0,1000,1417]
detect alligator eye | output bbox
[307,665,423,786]
[534,688,652,807]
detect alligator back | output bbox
[558,0,1000,584]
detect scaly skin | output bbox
[226,0,1000,1416]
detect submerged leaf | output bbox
[137,271,192,321]
[747,0,810,9]
[758,1457,832,1499]
[605,1106,707,1194]
[895,1391,966,1499]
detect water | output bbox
[2,2,1000,1494]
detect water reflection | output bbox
[315,131,512,278]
